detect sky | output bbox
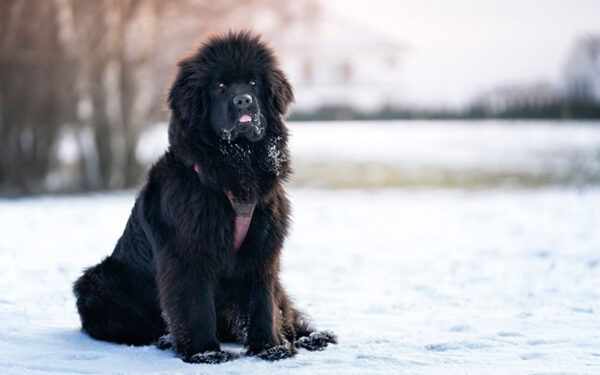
[324,0,600,107]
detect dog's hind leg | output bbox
[275,283,337,351]
[288,309,337,351]
[73,256,165,345]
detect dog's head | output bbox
[167,31,293,161]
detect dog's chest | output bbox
[225,191,256,253]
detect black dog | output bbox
[73,31,336,364]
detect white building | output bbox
[563,36,600,102]
[268,15,405,112]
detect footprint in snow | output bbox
[521,352,543,360]
[497,331,522,337]
[449,325,471,332]
[425,341,490,352]
[571,306,594,314]
[63,353,102,361]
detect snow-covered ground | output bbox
[4,120,600,373]
[1,188,599,374]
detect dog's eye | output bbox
[217,82,226,89]
[249,80,256,87]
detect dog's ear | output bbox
[266,67,294,117]
[167,56,209,150]
[168,57,204,124]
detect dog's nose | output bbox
[233,94,252,109]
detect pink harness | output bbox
[194,164,255,252]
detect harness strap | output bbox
[225,191,256,252]
[194,163,256,252]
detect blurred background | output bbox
[1,0,600,195]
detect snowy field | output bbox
[3,121,600,374]
[1,188,599,374]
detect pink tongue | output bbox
[239,115,252,123]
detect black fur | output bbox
[73,31,336,363]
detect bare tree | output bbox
[0,0,75,195]
[55,0,154,189]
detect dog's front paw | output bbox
[185,350,239,364]
[247,342,296,361]
[154,334,173,350]
[295,330,337,351]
